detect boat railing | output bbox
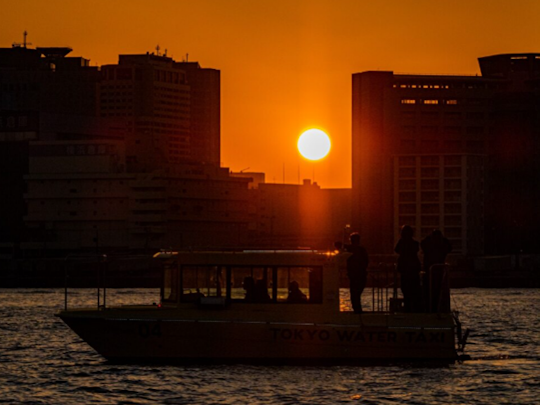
[364,263,452,313]
[364,263,397,312]
[63,254,108,310]
[62,253,160,311]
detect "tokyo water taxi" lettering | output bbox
[270,328,446,344]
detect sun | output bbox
[297,129,331,161]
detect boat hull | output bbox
[59,311,457,364]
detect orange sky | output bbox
[3,0,540,188]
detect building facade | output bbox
[352,53,540,255]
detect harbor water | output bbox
[1,288,538,404]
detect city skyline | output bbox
[4,0,540,188]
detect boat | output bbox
[57,250,469,363]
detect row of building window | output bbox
[398,203,462,214]
[402,124,486,136]
[398,155,462,166]
[0,115,29,128]
[399,190,462,203]
[394,82,501,90]
[399,167,463,178]
[401,99,458,105]
[399,139,484,150]
[400,111,486,119]
[399,179,462,190]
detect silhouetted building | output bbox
[249,179,351,249]
[352,53,540,256]
[99,53,191,171]
[0,44,100,245]
[230,171,266,189]
[99,55,221,171]
[0,41,238,255]
[23,143,251,253]
[178,61,220,166]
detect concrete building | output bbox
[352,53,540,256]
[0,45,100,245]
[249,180,351,249]
[99,55,221,171]
[24,141,251,254]
[177,61,220,166]
[99,53,191,172]
[1,42,245,255]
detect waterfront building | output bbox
[0,45,100,245]
[247,179,351,249]
[23,140,251,253]
[352,53,540,255]
[99,55,221,171]
[177,61,220,166]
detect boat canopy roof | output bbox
[153,250,343,268]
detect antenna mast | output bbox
[12,30,32,49]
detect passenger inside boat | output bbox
[243,276,255,301]
[162,262,323,306]
[287,281,307,303]
[253,279,271,302]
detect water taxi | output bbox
[57,250,468,363]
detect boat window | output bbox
[230,266,273,303]
[162,263,179,303]
[276,266,323,304]
[229,266,322,304]
[181,266,225,302]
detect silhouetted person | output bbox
[345,233,369,313]
[253,279,271,302]
[421,229,452,312]
[243,276,255,302]
[395,225,422,312]
[287,280,307,303]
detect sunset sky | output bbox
[3,0,540,188]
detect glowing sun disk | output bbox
[297,129,331,161]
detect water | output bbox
[1,288,539,404]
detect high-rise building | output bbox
[177,61,220,166]
[352,54,540,256]
[99,55,221,171]
[0,45,100,245]
[1,42,242,255]
[99,54,191,172]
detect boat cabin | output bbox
[154,250,345,313]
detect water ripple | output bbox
[0,288,539,404]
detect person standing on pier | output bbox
[346,233,369,313]
[395,225,422,312]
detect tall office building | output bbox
[352,54,540,256]
[177,61,220,166]
[99,54,191,172]
[0,45,100,245]
[99,55,221,171]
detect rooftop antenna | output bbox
[240,167,250,173]
[186,53,189,62]
[164,49,167,56]
[13,30,32,49]
[155,44,160,56]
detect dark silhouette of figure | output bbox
[243,276,255,301]
[244,277,271,302]
[287,280,308,303]
[421,229,452,312]
[345,233,369,313]
[253,279,271,302]
[395,225,422,312]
